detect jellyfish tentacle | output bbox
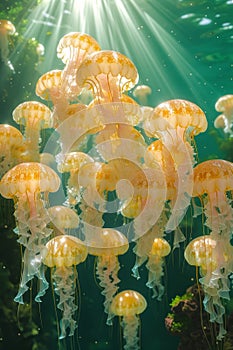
[122,314,140,350]
[146,257,165,300]
[96,255,120,325]
[53,266,78,339]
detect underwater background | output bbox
[0,0,233,349]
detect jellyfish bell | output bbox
[48,205,80,236]
[133,84,152,105]
[43,235,87,339]
[0,19,16,71]
[215,94,233,137]
[110,290,147,350]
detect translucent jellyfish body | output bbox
[111,290,147,350]
[144,99,207,232]
[215,94,233,137]
[43,235,87,339]
[0,162,60,303]
[0,19,15,70]
[57,32,101,99]
[13,101,52,162]
[88,228,129,325]
[76,50,138,104]
[0,124,24,177]
[133,85,152,106]
[48,205,80,236]
[184,235,233,340]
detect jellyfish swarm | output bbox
[0,19,15,71]
[0,162,60,303]
[190,159,233,339]
[13,101,52,162]
[111,290,147,350]
[88,228,129,325]
[184,235,233,340]
[144,99,207,232]
[43,235,87,339]
[215,94,233,137]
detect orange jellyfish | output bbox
[133,85,152,106]
[43,235,87,339]
[110,290,147,349]
[144,99,207,232]
[87,228,129,325]
[0,162,60,303]
[57,151,93,207]
[48,205,80,236]
[215,94,233,137]
[57,32,101,99]
[12,101,52,162]
[145,237,171,300]
[0,19,15,71]
[184,235,233,340]
[76,50,138,104]
[0,124,24,177]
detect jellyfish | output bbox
[0,19,15,71]
[0,124,24,177]
[76,50,138,104]
[215,94,233,137]
[57,32,101,99]
[110,290,147,350]
[144,99,208,232]
[87,227,129,325]
[43,235,87,339]
[0,162,61,303]
[57,151,93,207]
[48,205,80,236]
[184,235,233,340]
[146,237,171,300]
[12,101,52,162]
[133,85,152,106]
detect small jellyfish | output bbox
[0,162,60,303]
[133,85,152,106]
[110,290,147,350]
[0,19,15,71]
[57,151,93,207]
[184,235,233,340]
[215,94,233,137]
[43,235,87,339]
[12,101,52,162]
[57,32,101,99]
[146,237,171,300]
[87,228,129,325]
[48,205,80,236]
[144,99,207,232]
[76,50,138,104]
[0,124,24,177]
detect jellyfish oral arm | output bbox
[122,314,140,350]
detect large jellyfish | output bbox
[0,124,24,177]
[0,19,15,71]
[0,162,60,303]
[12,101,52,162]
[144,99,207,232]
[76,50,138,104]
[110,290,147,350]
[43,235,87,339]
[57,32,101,99]
[214,94,233,137]
[87,227,129,325]
[184,235,233,340]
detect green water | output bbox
[0,0,232,349]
